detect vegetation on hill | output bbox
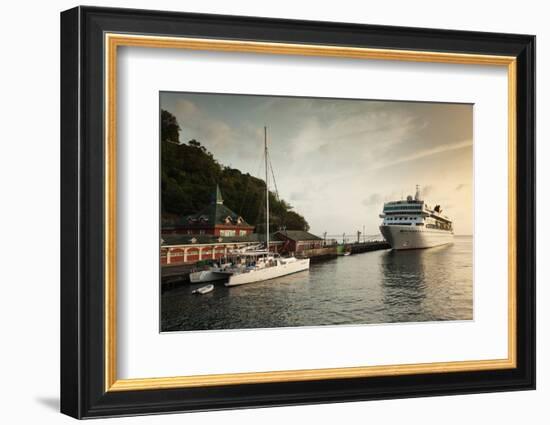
[161,110,310,232]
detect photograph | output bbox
[159,92,474,332]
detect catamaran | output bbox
[189,252,246,284]
[188,245,261,283]
[216,127,310,286]
[379,185,454,250]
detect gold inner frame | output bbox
[104,33,517,392]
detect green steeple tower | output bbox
[212,184,224,205]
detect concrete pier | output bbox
[161,263,203,290]
[348,240,391,254]
[298,246,338,262]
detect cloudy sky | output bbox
[160,92,473,236]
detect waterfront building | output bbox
[160,186,329,266]
[274,230,324,255]
[162,185,254,237]
[161,233,283,266]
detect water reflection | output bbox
[161,236,473,331]
[379,249,428,322]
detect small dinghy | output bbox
[192,284,214,295]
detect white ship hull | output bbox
[225,258,310,287]
[380,225,453,250]
[189,270,227,284]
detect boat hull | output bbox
[379,225,453,250]
[189,270,228,284]
[225,258,310,286]
[192,284,214,294]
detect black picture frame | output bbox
[61,5,535,419]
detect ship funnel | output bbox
[414,185,421,201]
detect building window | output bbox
[239,230,247,236]
[199,230,205,235]
[220,230,236,237]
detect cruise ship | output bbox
[379,186,454,250]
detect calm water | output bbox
[161,236,473,332]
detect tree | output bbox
[160,109,310,231]
[161,110,180,144]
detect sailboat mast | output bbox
[265,126,269,252]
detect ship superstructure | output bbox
[379,186,453,250]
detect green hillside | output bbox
[161,109,309,232]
